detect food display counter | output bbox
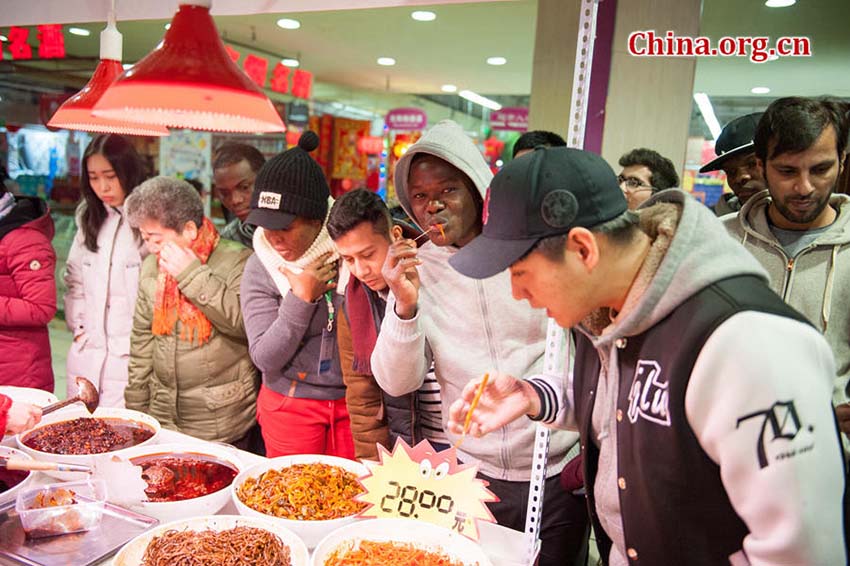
[2,427,528,566]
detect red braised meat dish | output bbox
[134,454,238,502]
[22,418,155,455]
[0,468,28,494]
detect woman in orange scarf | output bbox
[123,177,260,450]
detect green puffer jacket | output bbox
[126,239,258,443]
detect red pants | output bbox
[256,385,355,459]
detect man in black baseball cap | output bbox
[700,112,767,216]
[448,146,846,565]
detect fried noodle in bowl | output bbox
[141,526,288,566]
[311,518,492,566]
[231,455,368,548]
[111,514,309,566]
[236,463,365,520]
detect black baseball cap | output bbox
[699,113,763,173]
[450,146,628,280]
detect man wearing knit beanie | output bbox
[371,120,588,565]
[240,132,354,458]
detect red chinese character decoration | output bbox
[8,27,33,60]
[37,25,65,59]
[292,69,313,100]
[225,45,240,63]
[357,136,384,155]
[270,63,291,94]
[242,54,268,88]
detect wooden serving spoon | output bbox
[40,376,100,416]
[0,457,92,474]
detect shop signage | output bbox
[357,439,497,540]
[385,108,427,131]
[243,54,269,88]
[224,45,313,100]
[1,25,66,61]
[490,107,529,131]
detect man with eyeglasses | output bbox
[700,113,767,217]
[617,148,679,209]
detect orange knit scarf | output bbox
[152,217,219,344]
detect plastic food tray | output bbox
[0,498,158,566]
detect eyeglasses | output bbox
[617,175,653,193]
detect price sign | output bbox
[357,438,497,540]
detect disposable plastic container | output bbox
[15,479,107,538]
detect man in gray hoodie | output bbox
[371,120,587,565]
[723,97,850,439]
[448,146,845,565]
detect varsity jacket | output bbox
[530,190,845,565]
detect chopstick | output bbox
[412,223,445,243]
[413,226,434,242]
[454,373,490,448]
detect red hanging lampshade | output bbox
[93,0,285,133]
[47,16,169,136]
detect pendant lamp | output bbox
[93,0,285,133]
[47,13,169,136]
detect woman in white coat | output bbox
[64,134,149,407]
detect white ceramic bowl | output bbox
[118,442,243,522]
[231,454,368,549]
[111,514,309,566]
[0,446,34,506]
[0,386,59,440]
[15,407,161,480]
[311,518,493,566]
[0,386,59,408]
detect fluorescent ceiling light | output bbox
[411,11,437,21]
[486,56,507,66]
[377,57,396,66]
[693,92,722,141]
[765,0,795,7]
[68,27,91,36]
[276,18,301,30]
[751,86,771,94]
[281,58,299,67]
[441,84,458,93]
[459,90,502,111]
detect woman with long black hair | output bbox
[64,134,148,407]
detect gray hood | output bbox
[580,189,770,349]
[393,120,493,228]
[731,190,850,247]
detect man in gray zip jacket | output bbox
[722,97,850,440]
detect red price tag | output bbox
[357,439,497,540]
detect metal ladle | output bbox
[40,376,100,416]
